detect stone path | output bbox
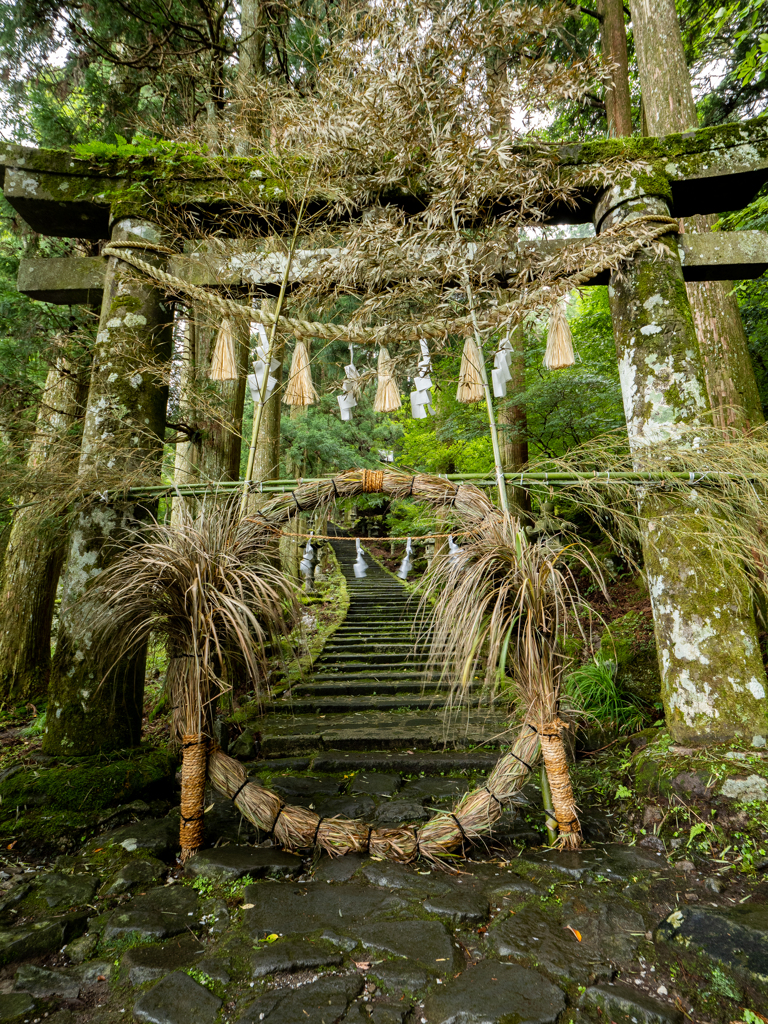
[258,539,506,757]
[3,789,764,1024]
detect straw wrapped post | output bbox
[374,346,401,412]
[209,319,239,380]
[543,300,575,370]
[283,340,319,406]
[538,717,580,848]
[207,723,540,865]
[180,733,209,861]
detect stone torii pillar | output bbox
[43,217,174,755]
[595,179,768,748]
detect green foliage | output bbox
[564,654,647,733]
[189,873,255,902]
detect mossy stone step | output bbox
[292,679,447,695]
[269,695,477,714]
[259,710,507,754]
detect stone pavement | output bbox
[1,774,765,1024]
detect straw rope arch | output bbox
[184,468,575,864]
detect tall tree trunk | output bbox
[0,346,90,702]
[597,0,633,136]
[630,0,764,432]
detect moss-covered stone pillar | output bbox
[43,217,173,755]
[597,181,768,748]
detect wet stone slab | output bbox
[373,800,431,825]
[101,857,165,896]
[184,845,302,881]
[487,892,645,986]
[420,960,566,1024]
[121,934,206,986]
[350,772,402,797]
[580,982,685,1024]
[249,938,343,977]
[104,883,199,942]
[242,881,404,936]
[92,816,179,862]
[268,775,341,805]
[398,777,469,803]
[236,973,364,1024]
[520,843,667,882]
[356,920,458,971]
[0,992,35,1022]
[369,961,435,997]
[655,903,768,988]
[32,871,98,910]
[133,970,222,1024]
[314,794,378,819]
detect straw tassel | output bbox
[456,337,485,403]
[283,341,319,407]
[374,346,401,413]
[209,319,238,380]
[543,300,575,371]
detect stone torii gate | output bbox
[3,115,768,753]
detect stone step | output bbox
[268,694,480,714]
[292,678,447,694]
[310,665,431,679]
[313,654,427,669]
[259,710,508,754]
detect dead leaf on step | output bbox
[565,926,582,941]
[354,961,371,971]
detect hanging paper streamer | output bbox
[299,533,316,580]
[544,298,575,371]
[456,337,485,404]
[283,341,319,407]
[374,346,401,413]
[448,535,463,565]
[247,322,279,405]
[337,344,360,421]
[410,340,434,419]
[397,537,413,580]
[353,538,368,578]
[492,332,514,398]
[209,319,238,381]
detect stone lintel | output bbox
[3,115,768,235]
[18,231,768,305]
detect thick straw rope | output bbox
[180,733,209,861]
[208,724,541,865]
[102,216,678,347]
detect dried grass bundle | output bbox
[84,500,298,859]
[456,337,485,403]
[210,319,239,380]
[208,722,540,865]
[543,301,575,371]
[373,347,401,413]
[420,519,605,847]
[283,341,319,406]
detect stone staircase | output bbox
[258,537,506,758]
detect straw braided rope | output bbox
[180,732,209,861]
[102,216,678,346]
[208,724,541,865]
